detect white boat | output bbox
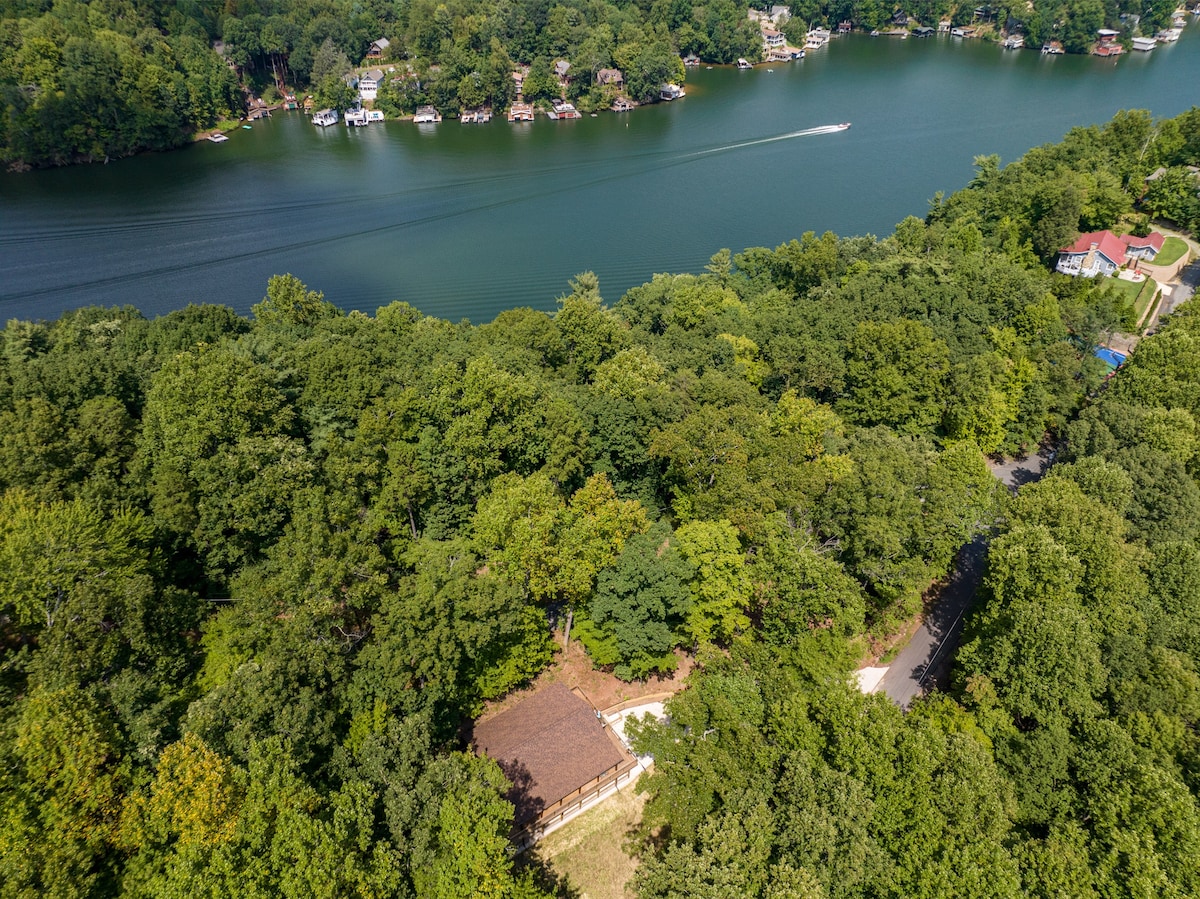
[737,57,752,68]
[836,122,851,130]
[659,83,685,101]
[312,108,338,126]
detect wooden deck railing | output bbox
[514,758,642,848]
[600,692,675,717]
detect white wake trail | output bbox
[687,125,848,157]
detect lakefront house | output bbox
[1055,230,1164,277]
[358,69,385,101]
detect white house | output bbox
[358,68,385,101]
[763,28,787,48]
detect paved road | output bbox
[878,256,1195,707]
[875,537,987,708]
[874,448,1052,708]
[1161,258,1199,319]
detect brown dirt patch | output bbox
[480,640,693,722]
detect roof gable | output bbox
[1060,230,1130,266]
[471,684,629,828]
[1122,232,1164,253]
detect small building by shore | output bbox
[508,101,535,121]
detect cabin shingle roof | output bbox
[472,684,628,828]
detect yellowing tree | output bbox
[675,519,751,646]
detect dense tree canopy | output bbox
[1,106,1198,897]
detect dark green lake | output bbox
[3,28,1199,322]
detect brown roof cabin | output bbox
[471,684,636,841]
[597,67,624,86]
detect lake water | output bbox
[2,28,1199,323]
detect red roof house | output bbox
[1056,230,1164,277]
[1121,231,1165,257]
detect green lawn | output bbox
[1105,276,1159,331]
[1106,276,1144,308]
[1154,236,1190,267]
[536,786,646,899]
[1134,277,1160,328]
[1138,289,1162,334]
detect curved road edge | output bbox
[868,447,1054,708]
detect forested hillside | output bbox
[629,277,1200,899]
[0,0,242,166]
[1,108,1198,897]
[4,0,1185,167]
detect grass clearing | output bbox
[535,784,647,899]
[1154,236,1190,267]
[1132,277,1160,329]
[1139,288,1163,334]
[1105,276,1149,329]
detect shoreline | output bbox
[17,17,1195,167]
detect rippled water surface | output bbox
[2,28,1198,322]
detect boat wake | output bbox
[0,123,853,307]
[688,123,850,157]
